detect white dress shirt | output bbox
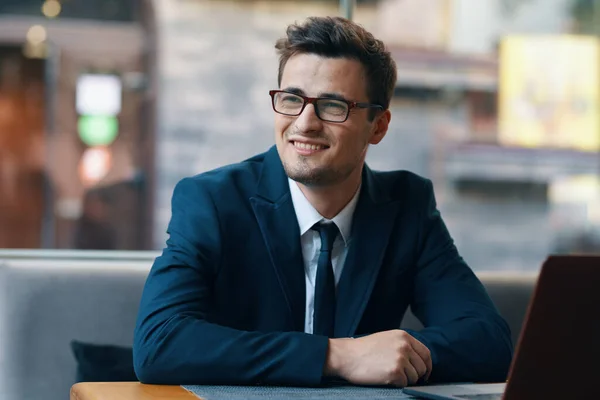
[288,178,361,334]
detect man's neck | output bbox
[295,170,362,220]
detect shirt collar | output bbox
[288,178,361,246]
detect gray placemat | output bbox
[182,384,416,400]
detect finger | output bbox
[404,362,420,386]
[425,365,432,382]
[408,348,428,378]
[391,369,408,388]
[408,337,432,379]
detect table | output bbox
[70,382,200,400]
[72,382,415,400]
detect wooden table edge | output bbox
[70,382,201,400]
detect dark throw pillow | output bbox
[70,340,137,382]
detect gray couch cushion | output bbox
[0,252,156,400]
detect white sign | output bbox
[76,74,122,116]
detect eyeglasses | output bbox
[269,90,384,123]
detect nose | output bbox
[294,102,323,134]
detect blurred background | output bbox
[1,0,599,271]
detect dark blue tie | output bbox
[312,222,339,337]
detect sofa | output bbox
[0,249,539,400]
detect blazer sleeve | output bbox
[402,179,514,383]
[133,177,328,386]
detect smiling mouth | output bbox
[290,141,329,151]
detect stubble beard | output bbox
[282,149,364,188]
[280,129,365,187]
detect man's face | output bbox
[274,53,388,187]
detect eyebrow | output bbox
[282,87,349,102]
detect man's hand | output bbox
[324,330,432,387]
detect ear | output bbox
[368,109,391,145]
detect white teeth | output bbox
[294,142,324,150]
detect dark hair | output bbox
[275,16,397,118]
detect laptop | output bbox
[403,255,600,400]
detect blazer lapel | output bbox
[334,167,400,338]
[250,146,306,332]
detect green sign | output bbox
[78,115,118,146]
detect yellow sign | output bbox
[498,35,600,151]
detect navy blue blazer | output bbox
[133,146,513,386]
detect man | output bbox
[133,16,513,388]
